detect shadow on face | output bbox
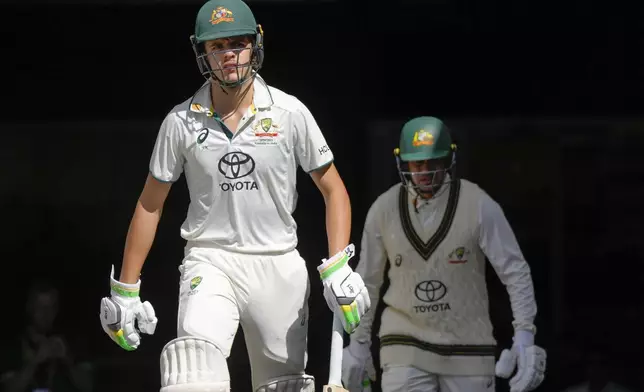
[204,36,254,84]
[408,159,446,188]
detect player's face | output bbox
[204,36,253,84]
[408,159,446,191]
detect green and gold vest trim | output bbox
[398,180,461,261]
[381,334,496,356]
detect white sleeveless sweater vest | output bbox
[378,179,496,376]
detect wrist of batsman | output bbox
[109,265,141,299]
[317,244,355,281]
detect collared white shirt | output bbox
[149,75,334,254]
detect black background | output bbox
[2,0,644,391]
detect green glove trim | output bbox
[319,253,349,280]
[340,302,360,332]
[112,329,136,351]
[111,284,140,298]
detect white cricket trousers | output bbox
[381,365,495,392]
[176,245,310,390]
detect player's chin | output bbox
[413,179,432,187]
[223,74,239,83]
[415,183,436,192]
[223,69,247,82]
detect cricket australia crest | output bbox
[253,117,280,145]
[448,246,470,264]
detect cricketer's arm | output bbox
[478,192,538,333]
[120,111,184,283]
[311,163,351,256]
[352,199,389,345]
[100,112,183,351]
[291,96,349,256]
[479,192,547,391]
[292,100,369,332]
[119,174,173,283]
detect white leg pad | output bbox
[255,374,315,392]
[160,336,230,392]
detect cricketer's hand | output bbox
[342,339,376,391]
[495,329,547,392]
[318,244,371,334]
[100,265,158,351]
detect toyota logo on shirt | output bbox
[218,152,256,179]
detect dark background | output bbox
[2,0,643,391]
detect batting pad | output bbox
[160,336,230,392]
[255,374,315,392]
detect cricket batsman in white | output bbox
[341,116,547,392]
[97,0,370,391]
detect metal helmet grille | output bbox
[395,153,457,199]
[196,45,262,87]
[190,28,265,89]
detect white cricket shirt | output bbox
[148,75,334,254]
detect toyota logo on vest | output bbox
[218,152,255,179]
[413,280,451,314]
[218,152,259,192]
[415,280,447,303]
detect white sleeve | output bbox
[292,100,334,173]
[478,192,538,332]
[149,112,185,183]
[352,200,389,345]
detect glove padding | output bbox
[495,330,546,392]
[342,339,376,391]
[100,265,158,351]
[318,244,371,334]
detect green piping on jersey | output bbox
[380,334,496,356]
[148,171,177,184]
[221,125,234,140]
[398,180,461,261]
[306,159,334,174]
[211,103,258,141]
[212,113,235,140]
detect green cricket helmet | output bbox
[190,0,265,87]
[393,116,457,197]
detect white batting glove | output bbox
[495,329,547,392]
[99,265,158,351]
[318,244,371,334]
[342,339,376,391]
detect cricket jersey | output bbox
[148,75,334,254]
[352,177,537,376]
